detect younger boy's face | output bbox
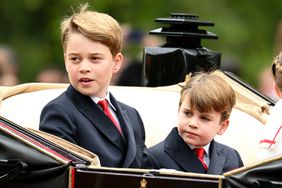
[64,32,123,97]
[177,95,229,147]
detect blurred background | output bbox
[0,0,282,100]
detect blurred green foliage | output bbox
[0,0,282,87]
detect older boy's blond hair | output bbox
[180,70,236,122]
[60,3,122,56]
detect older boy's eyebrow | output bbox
[89,52,103,56]
[68,53,80,56]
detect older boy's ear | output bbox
[64,53,69,73]
[217,120,229,135]
[113,52,123,73]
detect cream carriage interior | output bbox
[0,75,272,166]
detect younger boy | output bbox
[39,4,153,168]
[149,70,244,174]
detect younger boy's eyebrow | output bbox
[182,107,190,111]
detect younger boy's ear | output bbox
[217,119,229,135]
[113,52,123,73]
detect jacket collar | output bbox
[164,127,226,174]
[66,85,126,151]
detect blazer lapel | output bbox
[110,94,136,167]
[121,111,136,167]
[165,128,206,173]
[67,86,126,151]
[207,141,225,174]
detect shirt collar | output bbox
[91,92,116,111]
[189,143,210,157]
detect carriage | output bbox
[0,13,280,188]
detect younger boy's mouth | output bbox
[186,131,199,137]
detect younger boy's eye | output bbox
[183,110,192,116]
[201,115,210,121]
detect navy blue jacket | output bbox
[149,127,244,174]
[40,85,153,168]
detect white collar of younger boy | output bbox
[189,143,210,158]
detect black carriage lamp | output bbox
[143,13,221,86]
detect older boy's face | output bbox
[177,95,228,147]
[64,32,123,97]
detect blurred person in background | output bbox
[258,67,279,102]
[220,56,241,76]
[36,65,69,83]
[257,19,282,102]
[113,24,164,86]
[0,45,20,86]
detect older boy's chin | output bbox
[73,85,95,96]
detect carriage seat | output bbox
[0,82,268,166]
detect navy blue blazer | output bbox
[148,127,244,174]
[39,85,153,168]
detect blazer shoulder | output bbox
[149,141,165,154]
[43,91,71,108]
[213,140,244,165]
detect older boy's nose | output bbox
[79,60,91,72]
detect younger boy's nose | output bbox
[188,118,198,129]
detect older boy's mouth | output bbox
[79,78,94,86]
[79,78,93,82]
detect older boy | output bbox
[39,4,153,168]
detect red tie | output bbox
[193,148,208,170]
[98,99,122,134]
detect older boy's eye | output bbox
[90,56,101,61]
[69,56,80,63]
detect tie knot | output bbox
[97,99,122,134]
[98,99,109,110]
[193,148,205,158]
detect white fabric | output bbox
[0,88,66,128]
[215,108,263,165]
[257,99,282,160]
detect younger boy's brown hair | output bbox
[180,70,236,122]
